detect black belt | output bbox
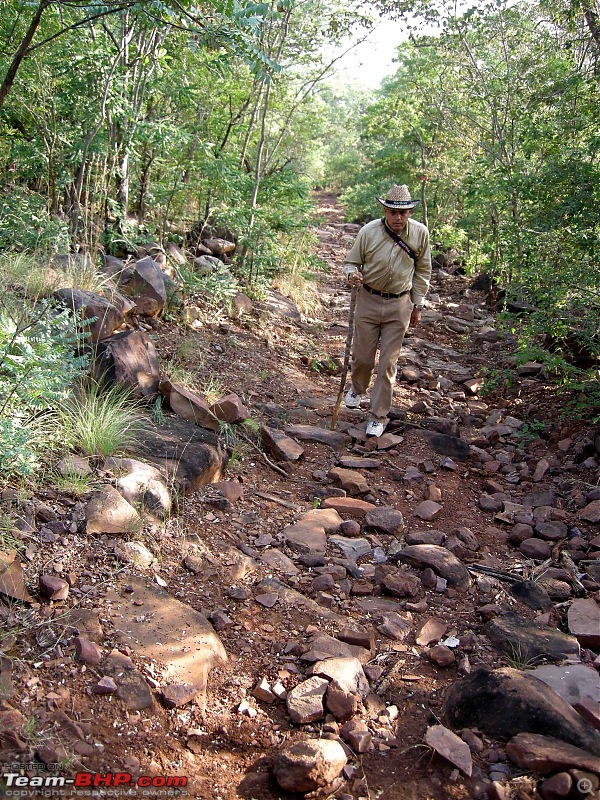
[363,284,409,299]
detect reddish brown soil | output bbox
[1,193,597,800]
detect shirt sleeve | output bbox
[410,228,432,307]
[343,228,366,279]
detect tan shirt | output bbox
[343,217,432,307]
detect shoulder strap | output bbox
[382,219,416,262]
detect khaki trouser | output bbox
[350,288,413,422]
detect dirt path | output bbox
[4,193,599,800]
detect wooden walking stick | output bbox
[331,285,358,430]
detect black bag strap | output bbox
[382,218,416,262]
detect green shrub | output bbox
[0,190,70,253]
[0,293,89,478]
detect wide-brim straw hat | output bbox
[376,184,420,209]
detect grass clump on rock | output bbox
[59,382,146,459]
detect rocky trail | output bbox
[1,193,600,800]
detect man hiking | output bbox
[343,183,432,437]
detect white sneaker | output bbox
[366,420,386,437]
[344,389,362,409]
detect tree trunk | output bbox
[0,0,50,112]
[115,147,129,213]
[136,150,153,221]
[420,176,428,229]
[582,1,600,55]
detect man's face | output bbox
[384,206,412,233]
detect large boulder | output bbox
[443,667,600,756]
[203,237,235,255]
[92,329,160,397]
[485,612,580,662]
[127,414,226,493]
[120,256,166,317]
[55,288,124,342]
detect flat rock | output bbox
[529,664,600,707]
[301,632,370,665]
[536,522,568,541]
[425,725,472,776]
[161,683,198,709]
[443,667,600,755]
[113,540,155,570]
[84,486,140,535]
[56,454,91,477]
[427,644,456,667]
[286,676,329,723]
[485,612,580,662]
[262,290,301,321]
[391,544,471,591]
[62,608,103,643]
[414,500,443,520]
[376,432,404,450]
[364,507,404,537]
[381,569,421,598]
[92,676,117,695]
[378,611,413,640]
[506,733,600,775]
[416,618,448,646]
[338,456,380,469]
[102,650,153,711]
[311,657,370,697]
[327,467,369,496]
[568,599,600,649]
[283,508,342,554]
[329,536,371,561]
[73,636,102,665]
[273,739,347,793]
[354,596,406,615]
[405,530,445,546]
[285,424,351,448]
[580,500,600,523]
[257,578,347,624]
[106,576,227,711]
[321,496,376,518]
[261,426,304,461]
[479,495,504,512]
[260,549,299,575]
[0,555,34,603]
